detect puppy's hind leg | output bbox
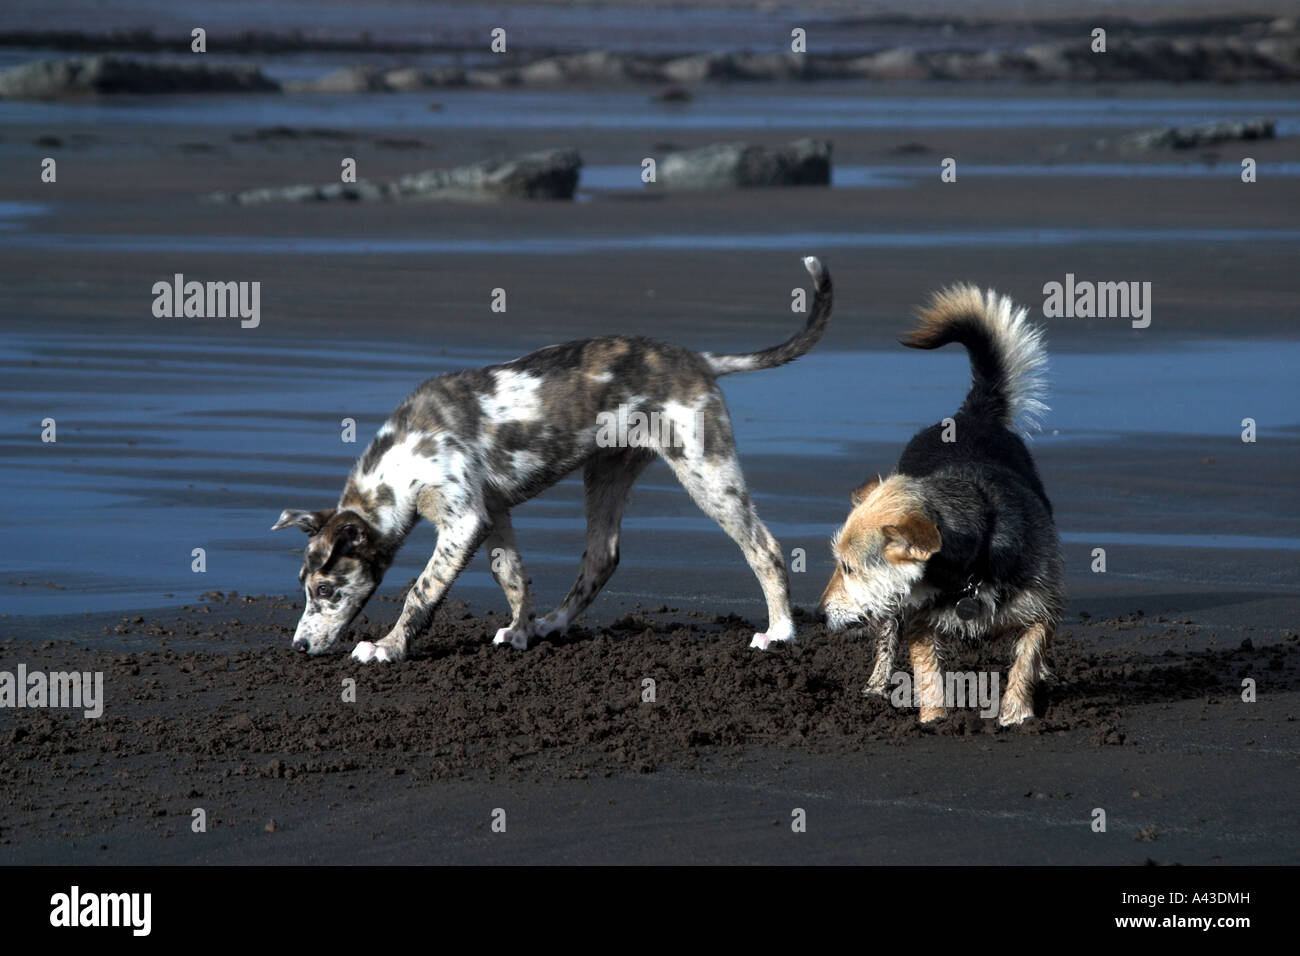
[998,621,1052,726]
[352,510,489,663]
[535,448,654,639]
[658,411,793,650]
[485,509,537,650]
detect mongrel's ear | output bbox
[881,514,942,563]
[271,508,335,534]
[851,474,883,506]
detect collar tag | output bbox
[954,578,983,621]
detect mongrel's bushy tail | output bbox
[901,284,1049,434]
[703,257,832,376]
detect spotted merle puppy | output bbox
[818,286,1064,725]
[274,257,831,662]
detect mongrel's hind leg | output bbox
[998,621,1051,726]
[660,426,793,650]
[536,448,653,639]
[485,509,536,650]
[352,510,489,663]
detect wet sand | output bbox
[1,78,1297,863]
[3,594,1297,865]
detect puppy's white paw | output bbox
[351,641,398,664]
[534,612,567,639]
[750,621,795,651]
[492,627,531,650]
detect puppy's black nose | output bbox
[814,606,828,624]
[292,638,310,653]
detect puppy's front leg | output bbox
[484,509,536,650]
[352,512,488,663]
[862,618,899,697]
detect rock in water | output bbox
[287,65,388,94]
[656,139,831,189]
[208,148,583,204]
[389,148,582,201]
[0,56,279,98]
[1120,118,1276,151]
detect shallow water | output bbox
[581,162,1300,191]
[5,225,1299,256]
[1,331,1295,616]
[4,89,1298,135]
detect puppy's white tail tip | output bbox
[802,255,823,279]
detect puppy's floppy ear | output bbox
[271,508,335,534]
[851,474,883,506]
[328,516,369,559]
[882,513,941,563]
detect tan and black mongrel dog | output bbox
[818,286,1064,725]
[274,257,831,662]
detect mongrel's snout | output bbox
[822,609,849,633]
[292,638,310,653]
[817,566,844,630]
[816,597,847,632]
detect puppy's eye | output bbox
[316,583,335,599]
[840,560,853,576]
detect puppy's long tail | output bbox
[901,285,1048,433]
[703,256,832,376]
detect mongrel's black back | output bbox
[897,411,1053,516]
[896,413,1058,599]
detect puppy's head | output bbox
[818,475,942,632]
[272,508,387,655]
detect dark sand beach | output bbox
[0,1,1297,867]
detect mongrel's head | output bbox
[271,508,388,655]
[818,475,942,632]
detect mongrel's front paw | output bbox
[863,658,894,698]
[861,678,890,698]
[351,641,402,664]
[492,626,532,650]
[997,697,1034,727]
[917,705,947,724]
